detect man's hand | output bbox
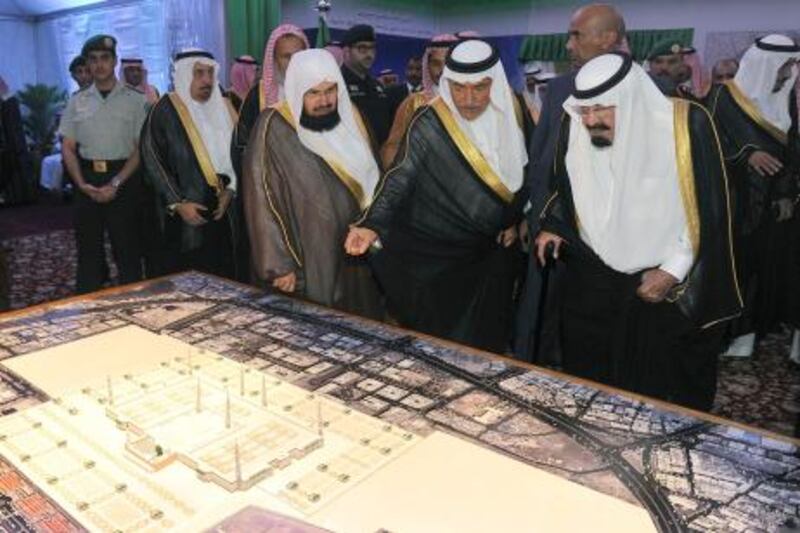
[213,189,234,221]
[637,268,679,303]
[175,202,208,226]
[344,226,378,256]
[272,272,296,293]
[774,198,795,222]
[533,231,565,266]
[496,225,518,248]
[79,183,103,202]
[748,150,783,177]
[93,184,118,204]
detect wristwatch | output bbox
[110,176,122,189]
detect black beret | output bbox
[342,24,375,46]
[68,55,86,72]
[647,39,685,61]
[81,34,117,57]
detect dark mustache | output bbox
[588,124,611,132]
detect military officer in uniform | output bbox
[341,24,393,146]
[647,39,696,99]
[60,35,148,293]
[69,55,92,91]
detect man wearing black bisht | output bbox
[341,24,393,146]
[140,49,241,279]
[707,34,800,358]
[345,40,529,353]
[513,3,627,364]
[0,79,36,206]
[535,53,742,411]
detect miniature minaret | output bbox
[234,440,242,485]
[239,365,245,396]
[316,400,324,437]
[195,378,202,413]
[261,375,268,408]
[225,388,231,429]
[187,346,193,375]
[106,375,114,406]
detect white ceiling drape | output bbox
[1,0,226,95]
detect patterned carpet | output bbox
[2,229,77,309]
[715,330,800,437]
[1,228,798,438]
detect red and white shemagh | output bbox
[230,56,257,100]
[261,24,310,107]
[421,33,458,99]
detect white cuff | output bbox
[660,250,694,282]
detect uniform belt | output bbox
[79,158,127,187]
[79,158,126,174]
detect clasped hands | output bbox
[748,151,796,221]
[175,189,234,227]
[81,181,117,204]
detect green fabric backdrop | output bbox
[225,0,282,60]
[518,28,695,62]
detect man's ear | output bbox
[601,31,618,51]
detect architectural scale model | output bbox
[0,338,419,531]
[0,273,797,532]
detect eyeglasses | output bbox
[575,105,616,116]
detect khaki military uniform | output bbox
[59,81,148,293]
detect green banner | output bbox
[225,0,282,60]
[519,28,695,62]
[316,15,331,48]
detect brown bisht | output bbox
[242,102,383,319]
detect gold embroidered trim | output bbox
[723,80,788,145]
[142,97,183,203]
[224,97,239,124]
[673,99,701,257]
[274,101,367,209]
[258,109,303,267]
[354,106,431,226]
[538,192,559,221]
[692,100,744,313]
[258,80,265,112]
[430,97,513,204]
[167,93,222,193]
[510,90,524,129]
